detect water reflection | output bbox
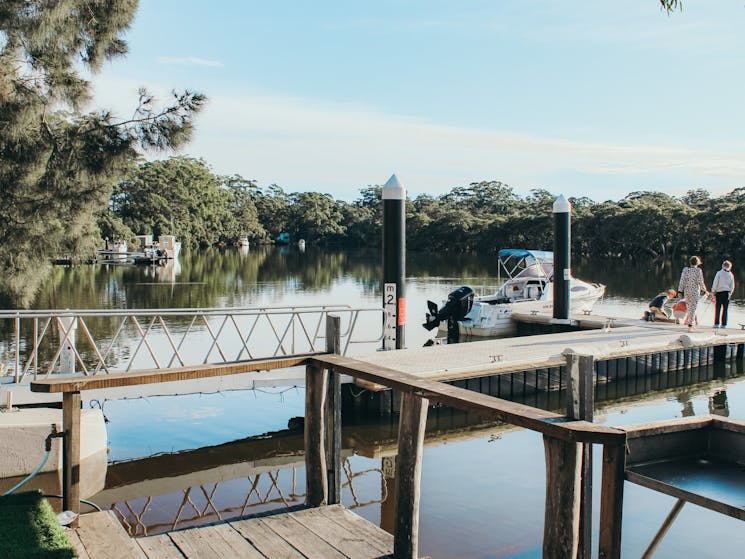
[7,249,745,558]
[84,358,745,551]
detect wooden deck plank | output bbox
[290,506,392,558]
[230,517,305,559]
[260,513,348,559]
[65,529,91,559]
[75,511,147,559]
[137,534,186,558]
[169,523,264,559]
[346,324,745,382]
[31,354,321,393]
[316,506,394,555]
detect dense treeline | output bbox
[104,156,745,263]
[1,1,202,304]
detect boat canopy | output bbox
[498,249,553,279]
[497,249,553,262]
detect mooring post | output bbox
[62,391,81,525]
[565,352,595,559]
[553,195,571,321]
[394,392,428,559]
[325,314,342,504]
[598,442,626,559]
[305,362,328,506]
[382,174,406,350]
[543,434,581,558]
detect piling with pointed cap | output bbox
[382,174,406,350]
[552,194,571,321]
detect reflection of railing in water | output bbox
[110,458,385,537]
[0,306,384,383]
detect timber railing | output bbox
[31,315,628,559]
[1,305,384,383]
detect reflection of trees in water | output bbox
[20,248,745,314]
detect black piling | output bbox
[382,174,406,350]
[552,195,571,320]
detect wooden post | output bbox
[325,314,342,505]
[62,391,81,523]
[305,363,328,506]
[565,352,595,559]
[394,392,428,559]
[598,442,626,559]
[543,435,581,558]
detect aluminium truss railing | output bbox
[0,305,385,383]
[111,457,387,537]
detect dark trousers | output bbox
[714,291,731,326]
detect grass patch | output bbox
[0,490,76,559]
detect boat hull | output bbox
[437,285,605,338]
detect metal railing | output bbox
[0,305,384,383]
[110,457,387,537]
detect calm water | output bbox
[24,248,745,557]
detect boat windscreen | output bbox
[515,263,553,278]
[498,249,554,279]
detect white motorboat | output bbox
[423,249,606,338]
[97,239,128,261]
[133,234,182,264]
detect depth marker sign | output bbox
[384,283,397,350]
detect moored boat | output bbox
[133,234,182,264]
[96,239,128,261]
[423,248,606,338]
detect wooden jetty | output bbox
[29,315,745,558]
[68,505,393,559]
[345,319,745,416]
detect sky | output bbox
[90,1,745,202]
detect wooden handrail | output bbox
[311,354,625,445]
[30,352,324,393]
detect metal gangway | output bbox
[0,305,384,383]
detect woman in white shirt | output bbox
[711,260,735,328]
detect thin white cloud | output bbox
[90,76,745,201]
[156,56,224,68]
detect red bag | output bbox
[672,300,687,318]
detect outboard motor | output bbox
[423,286,474,342]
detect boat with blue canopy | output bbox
[424,248,606,338]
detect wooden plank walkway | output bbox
[69,505,394,559]
[354,320,745,386]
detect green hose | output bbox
[2,450,50,496]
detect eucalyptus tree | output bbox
[287,191,346,245]
[0,0,203,304]
[222,174,268,243]
[114,157,231,248]
[252,185,292,240]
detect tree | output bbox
[252,184,292,240]
[0,1,204,303]
[114,157,231,248]
[222,175,268,243]
[288,192,345,244]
